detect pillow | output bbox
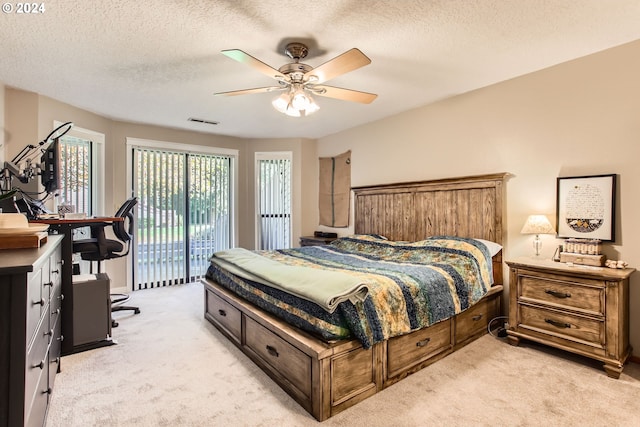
[473,239,503,257]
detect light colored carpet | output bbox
[47,283,640,427]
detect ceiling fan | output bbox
[214,42,377,117]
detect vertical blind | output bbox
[133,147,231,289]
[257,155,291,250]
[59,136,92,215]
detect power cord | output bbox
[487,315,509,339]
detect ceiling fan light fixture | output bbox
[272,87,319,117]
[272,93,301,117]
[291,87,312,110]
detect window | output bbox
[59,135,92,214]
[255,152,292,250]
[56,124,104,216]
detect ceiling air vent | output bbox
[188,117,219,125]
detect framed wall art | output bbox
[556,174,616,241]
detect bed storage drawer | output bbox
[455,289,501,346]
[386,318,452,378]
[455,299,490,344]
[244,316,312,401]
[205,288,242,343]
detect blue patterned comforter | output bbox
[206,235,494,348]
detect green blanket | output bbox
[210,247,368,313]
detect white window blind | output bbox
[133,147,232,289]
[256,152,292,250]
[59,135,92,215]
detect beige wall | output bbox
[3,90,250,289]
[2,88,315,288]
[4,39,639,355]
[317,40,640,355]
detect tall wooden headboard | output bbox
[352,173,508,285]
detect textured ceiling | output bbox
[2,0,640,139]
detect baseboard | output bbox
[110,286,129,294]
[629,354,640,365]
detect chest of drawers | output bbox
[506,258,635,378]
[0,235,63,427]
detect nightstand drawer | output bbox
[519,271,604,316]
[519,305,604,347]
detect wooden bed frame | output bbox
[202,173,507,421]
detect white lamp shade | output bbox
[272,86,319,117]
[521,214,555,235]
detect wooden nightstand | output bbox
[506,257,635,378]
[299,236,337,246]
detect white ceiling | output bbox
[2,0,640,140]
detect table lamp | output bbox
[521,214,555,256]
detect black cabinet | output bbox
[0,235,63,427]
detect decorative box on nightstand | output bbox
[299,236,337,246]
[506,257,635,378]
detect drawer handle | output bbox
[545,318,571,329]
[472,314,483,321]
[266,345,279,358]
[218,309,227,317]
[60,294,65,301]
[42,388,52,395]
[33,298,45,306]
[44,281,54,287]
[545,289,571,299]
[416,338,431,347]
[52,308,61,316]
[44,328,54,337]
[33,360,45,370]
[51,269,60,275]
[58,335,64,342]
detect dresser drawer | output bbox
[206,288,242,343]
[25,356,49,427]
[518,270,604,316]
[50,282,63,329]
[49,315,62,390]
[25,319,50,421]
[26,267,45,344]
[387,318,452,378]
[519,304,604,347]
[244,316,312,399]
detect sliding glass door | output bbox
[132,146,233,289]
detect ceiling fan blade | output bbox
[214,86,283,97]
[221,49,284,81]
[313,86,377,104]
[308,48,372,84]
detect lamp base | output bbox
[533,234,542,256]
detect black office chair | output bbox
[73,197,140,327]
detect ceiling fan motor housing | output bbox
[284,42,309,61]
[278,63,313,83]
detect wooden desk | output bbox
[31,217,123,355]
